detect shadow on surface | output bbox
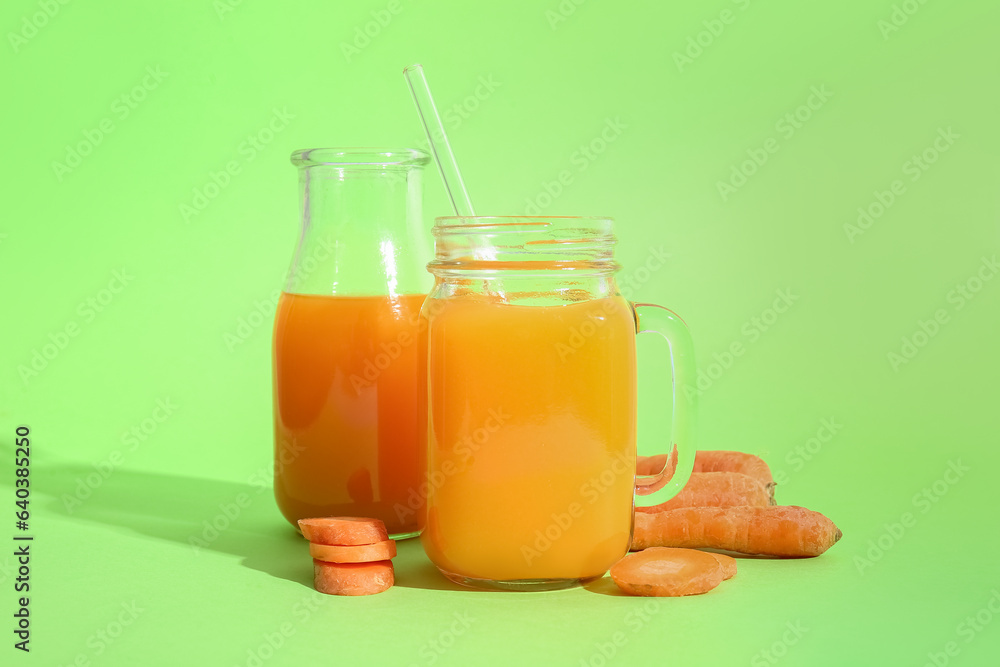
[392,538,469,592]
[26,462,468,591]
[582,576,627,596]
[37,464,310,585]
[0,437,561,594]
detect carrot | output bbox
[637,451,774,487]
[297,517,389,546]
[313,559,394,596]
[636,453,669,476]
[610,547,724,597]
[309,540,397,563]
[694,451,774,487]
[706,552,737,580]
[636,472,774,512]
[632,506,842,557]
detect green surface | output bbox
[2,0,999,665]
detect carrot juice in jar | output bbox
[419,217,697,590]
[272,148,431,538]
[421,294,637,582]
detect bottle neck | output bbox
[286,151,431,297]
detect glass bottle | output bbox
[273,148,431,539]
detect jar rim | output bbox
[435,215,612,225]
[433,216,615,236]
[429,216,618,276]
[290,147,430,168]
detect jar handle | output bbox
[631,303,697,507]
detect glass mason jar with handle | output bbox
[273,148,431,539]
[419,216,696,590]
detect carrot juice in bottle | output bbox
[273,148,431,538]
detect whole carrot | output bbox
[637,450,774,487]
[632,506,842,557]
[636,472,774,513]
[636,453,671,477]
[694,451,774,487]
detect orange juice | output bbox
[273,292,426,536]
[420,294,637,583]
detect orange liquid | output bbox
[420,295,637,582]
[273,292,426,535]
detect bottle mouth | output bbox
[429,216,619,276]
[290,148,430,169]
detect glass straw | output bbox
[404,64,476,217]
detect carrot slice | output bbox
[313,559,394,596]
[309,540,397,563]
[706,552,737,580]
[610,547,723,597]
[297,517,388,546]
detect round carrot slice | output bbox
[309,540,397,563]
[297,517,388,546]
[706,552,737,580]
[313,559,394,596]
[610,547,723,597]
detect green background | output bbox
[3,0,999,665]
